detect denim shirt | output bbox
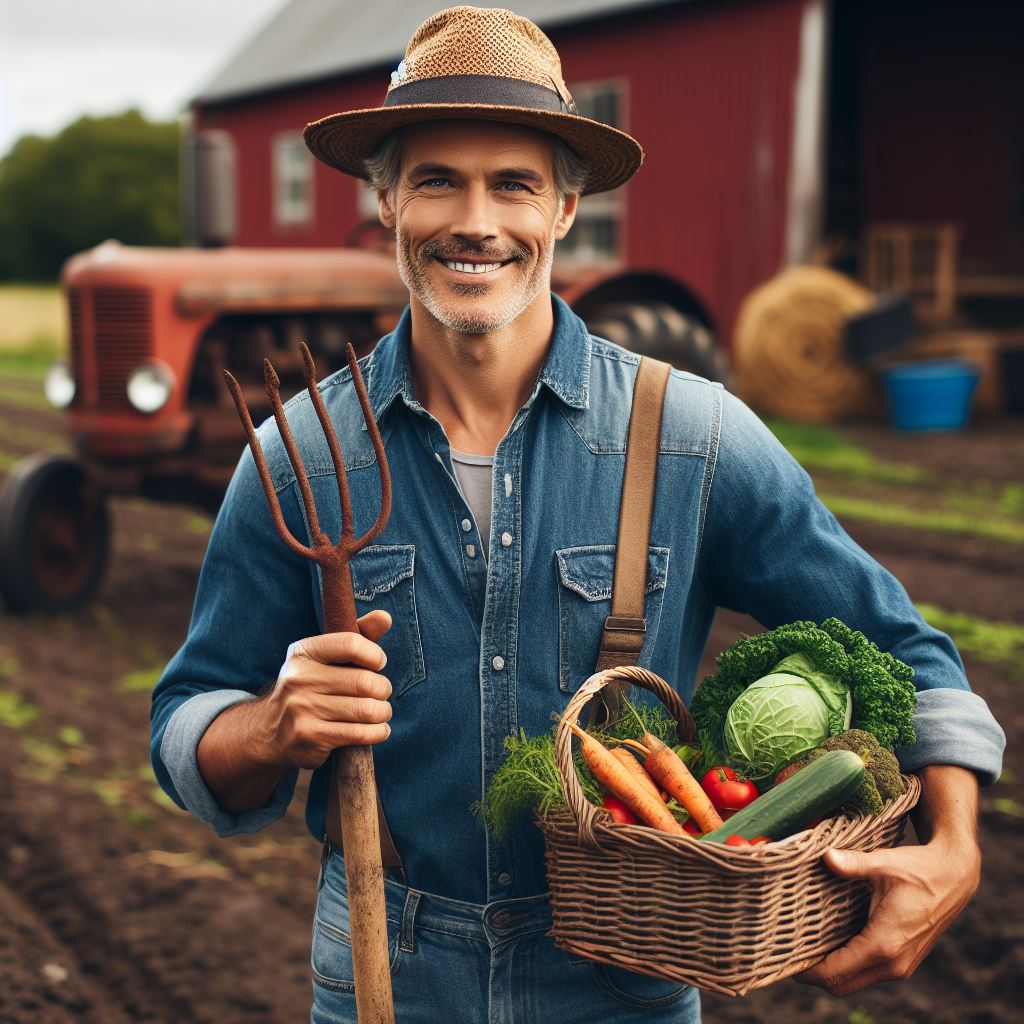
[151,295,1004,906]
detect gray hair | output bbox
[364,127,590,201]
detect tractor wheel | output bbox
[0,454,109,614]
[585,301,729,384]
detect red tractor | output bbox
[0,239,724,613]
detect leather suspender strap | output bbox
[590,356,672,725]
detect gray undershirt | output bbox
[450,447,494,559]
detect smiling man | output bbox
[151,6,1004,1024]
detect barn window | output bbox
[558,80,626,265]
[273,133,314,226]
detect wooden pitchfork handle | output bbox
[224,343,395,1024]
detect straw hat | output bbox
[303,6,643,195]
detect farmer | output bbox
[152,7,1004,1022]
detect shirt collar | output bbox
[363,293,591,428]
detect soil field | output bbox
[0,371,1020,1024]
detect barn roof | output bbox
[194,0,685,104]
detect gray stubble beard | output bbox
[395,224,557,335]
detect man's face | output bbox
[378,120,578,335]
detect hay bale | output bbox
[733,267,876,423]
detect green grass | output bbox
[0,382,54,412]
[119,664,165,693]
[821,493,1024,545]
[0,284,62,337]
[0,691,38,729]
[767,420,929,485]
[916,603,1024,676]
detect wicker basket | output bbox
[543,666,921,997]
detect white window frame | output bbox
[556,78,628,267]
[272,132,314,227]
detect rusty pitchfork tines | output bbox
[224,341,395,1024]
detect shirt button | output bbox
[461,518,472,532]
[492,655,505,671]
[501,531,512,547]
[497,871,512,886]
[466,544,476,558]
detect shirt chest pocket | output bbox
[349,544,426,697]
[555,545,671,694]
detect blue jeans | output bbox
[311,845,700,1023]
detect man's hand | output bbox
[197,609,393,812]
[258,609,394,770]
[797,764,980,996]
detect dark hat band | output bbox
[383,74,576,115]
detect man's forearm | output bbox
[197,697,290,814]
[912,764,981,859]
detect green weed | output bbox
[767,420,929,485]
[58,725,85,747]
[822,494,1024,545]
[185,513,212,535]
[0,691,38,729]
[119,664,164,693]
[149,785,183,813]
[984,797,1024,819]
[21,736,67,779]
[916,604,1024,676]
[88,602,126,650]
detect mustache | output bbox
[419,239,530,263]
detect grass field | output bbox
[0,285,64,371]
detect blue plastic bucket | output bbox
[883,360,981,431]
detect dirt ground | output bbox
[0,374,1019,1024]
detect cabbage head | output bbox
[724,660,852,780]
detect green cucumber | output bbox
[700,749,865,843]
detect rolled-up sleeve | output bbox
[150,441,319,834]
[696,391,1005,784]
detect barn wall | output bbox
[858,0,1024,271]
[196,0,809,339]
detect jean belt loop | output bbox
[400,889,421,954]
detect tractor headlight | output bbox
[126,361,175,414]
[44,361,76,409]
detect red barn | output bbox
[188,0,1024,343]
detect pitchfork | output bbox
[224,342,395,1024]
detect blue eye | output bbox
[421,178,450,187]
[499,181,528,192]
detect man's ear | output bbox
[377,189,396,229]
[553,192,579,241]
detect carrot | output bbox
[569,724,685,835]
[610,747,668,804]
[621,733,724,833]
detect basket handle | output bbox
[554,665,696,847]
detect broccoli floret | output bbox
[803,729,906,815]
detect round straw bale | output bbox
[733,267,876,423]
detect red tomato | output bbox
[701,767,760,814]
[750,836,771,846]
[602,795,638,825]
[724,834,751,847]
[683,820,702,836]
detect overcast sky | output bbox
[0,0,286,156]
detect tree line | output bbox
[0,110,180,282]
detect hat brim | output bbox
[303,104,643,196]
